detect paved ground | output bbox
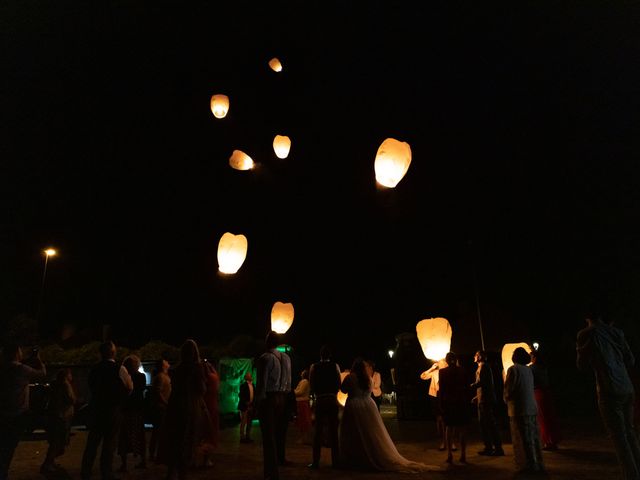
[10,405,622,480]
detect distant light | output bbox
[217,232,248,274]
[268,57,283,72]
[44,248,57,257]
[271,301,294,334]
[210,94,230,119]
[273,135,291,159]
[374,138,412,188]
[388,350,394,358]
[533,342,540,351]
[229,150,255,170]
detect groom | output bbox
[308,344,341,469]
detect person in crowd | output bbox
[420,357,449,451]
[238,370,255,443]
[158,339,212,480]
[470,350,504,456]
[529,349,561,451]
[339,357,439,472]
[199,359,220,467]
[0,342,47,480]
[438,352,471,464]
[40,368,76,474]
[577,312,640,480]
[504,347,544,475]
[308,345,341,469]
[366,360,383,411]
[256,331,292,480]
[294,369,312,444]
[81,340,133,480]
[149,357,171,463]
[118,354,147,472]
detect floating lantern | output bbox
[210,94,230,119]
[271,301,294,334]
[217,232,247,274]
[337,370,350,407]
[416,317,452,361]
[273,135,291,159]
[229,150,254,170]
[501,342,532,377]
[268,57,283,72]
[374,138,412,188]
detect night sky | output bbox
[2,2,639,366]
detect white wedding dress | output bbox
[339,373,440,473]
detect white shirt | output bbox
[504,363,537,417]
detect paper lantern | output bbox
[416,317,452,361]
[268,57,283,72]
[273,135,291,159]
[210,94,230,119]
[337,371,350,407]
[271,301,294,334]
[501,342,532,377]
[374,138,412,188]
[217,232,247,274]
[229,150,254,171]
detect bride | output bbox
[339,358,440,472]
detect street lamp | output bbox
[36,248,57,325]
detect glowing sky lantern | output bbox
[501,342,533,377]
[273,135,291,159]
[217,232,247,274]
[210,94,230,119]
[268,57,283,72]
[337,370,350,407]
[416,317,452,361]
[374,138,412,188]
[229,150,254,171]
[271,301,294,334]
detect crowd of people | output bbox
[0,310,639,480]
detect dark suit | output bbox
[309,360,341,467]
[471,362,502,452]
[80,360,129,480]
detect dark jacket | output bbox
[309,360,341,396]
[87,360,129,421]
[470,362,496,404]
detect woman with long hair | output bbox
[118,355,147,471]
[339,357,440,473]
[529,350,561,451]
[158,339,212,480]
[294,369,312,444]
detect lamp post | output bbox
[36,248,57,325]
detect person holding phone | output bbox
[0,342,47,480]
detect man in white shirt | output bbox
[256,331,292,480]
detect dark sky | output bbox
[2,1,639,364]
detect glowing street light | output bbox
[37,247,58,326]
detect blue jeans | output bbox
[598,393,640,480]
